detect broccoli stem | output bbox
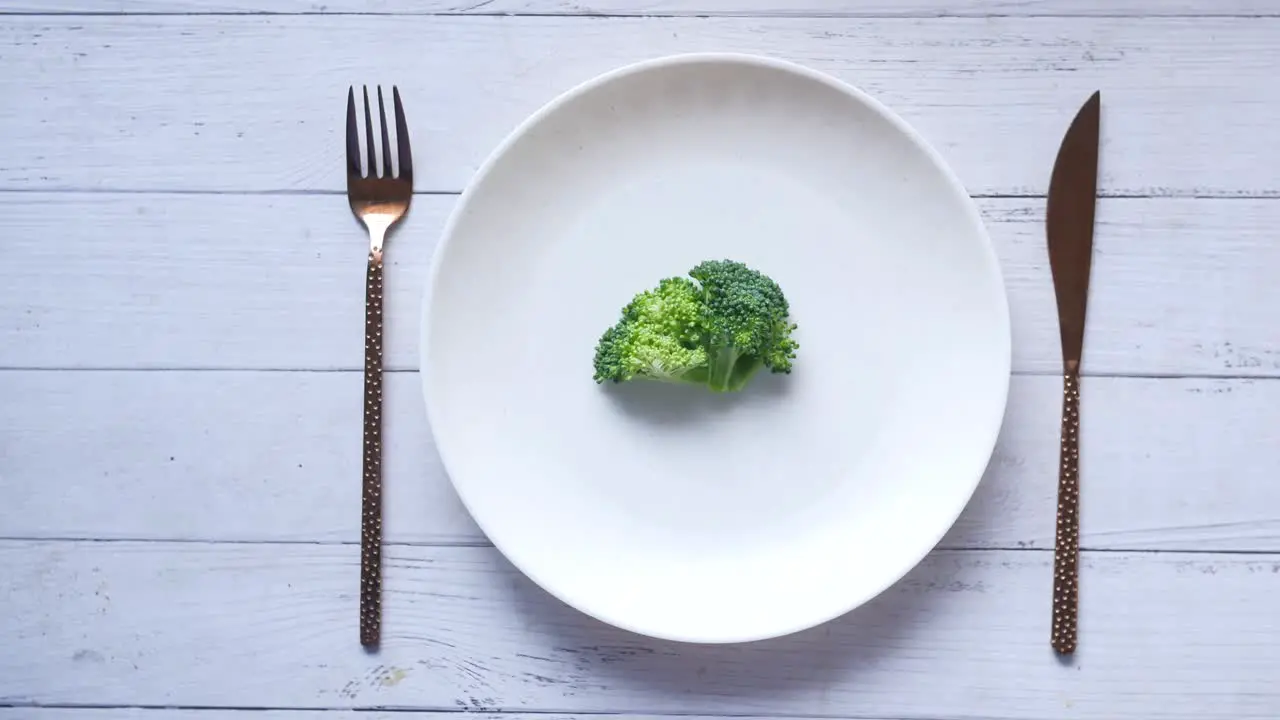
[707,347,740,392]
[726,355,763,391]
[708,348,762,392]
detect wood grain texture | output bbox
[2,371,1277,550]
[2,540,1278,717]
[1,16,1278,196]
[2,194,1278,376]
[0,0,1274,16]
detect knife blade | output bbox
[1045,90,1100,657]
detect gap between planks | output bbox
[3,536,1280,557]
[1,0,1278,19]
[1,12,1278,18]
[0,706,953,720]
[0,188,1278,200]
[1,368,1277,382]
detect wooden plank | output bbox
[0,707,471,712]
[2,541,1277,717]
[2,371,1277,551]
[0,707,890,712]
[2,194,1277,376]
[0,192,437,372]
[0,16,1277,196]
[0,0,1274,17]
[0,704,991,718]
[0,713,445,720]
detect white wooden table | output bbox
[2,2,1278,718]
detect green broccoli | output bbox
[689,259,799,392]
[591,277,710,386]
[592,260,798,393]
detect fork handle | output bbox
[359,250,385,648]
[1051,365,1081,655]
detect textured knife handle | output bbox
[360,252,385,648]
[1051,367,1081,655]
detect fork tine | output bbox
[393,86,412,182]
[345,87,361,177]
[362,86,377,178]
[377,87,393,180]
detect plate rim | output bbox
[421,51,1012,644]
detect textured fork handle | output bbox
[1051,366,1081,655]
[360,251,385,648]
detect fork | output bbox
[346,85,412,648]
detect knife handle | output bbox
[1051,366,1081,655]
[360,250,385,648]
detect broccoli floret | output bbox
[689,260,799,392]
[592,277,709,385]
[592,260,798,393]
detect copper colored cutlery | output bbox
[1045,91,1100,656]
[346,85,413,648]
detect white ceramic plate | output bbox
[422,53,1010,644]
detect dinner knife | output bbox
[1046,91,1100,656]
